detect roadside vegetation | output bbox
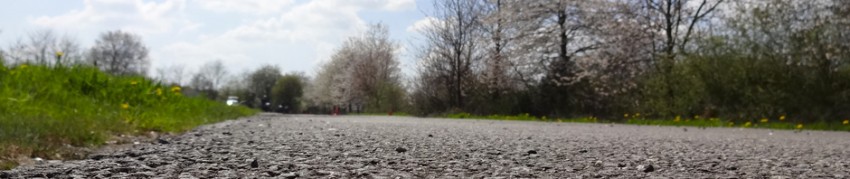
[402,0,850,131]
[4,0,850,170]
[443,113,850,132]
[0,29,257,169]
[0,62,255,169]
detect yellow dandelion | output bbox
[624,113,629,118]
[796,124,804,129]
[19,64,28,69]
[744,121,752,128]
[130,80,138,85]
[760,118,768,123]
[55,51,64,57]
[635,113,641,118]
[779,115,785,121]
[121,103,130,109]
[170,86,181,93]
[694,115,700,119]
[843,120,848,125]
[155,88,163,96]
[674,115,681,122]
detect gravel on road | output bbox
[3,113,849,178]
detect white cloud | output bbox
[406,17,439,33]
[194,0,296,15]
[154,38,253,74]
[154,0,418,75]
[30,0,197,35]
[382,0,416,11]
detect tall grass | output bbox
[0,62,256,169]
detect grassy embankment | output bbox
[444,113,850,131]
[0,62,257,169]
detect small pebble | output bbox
[250,159,259,168]
[637,164,655,172]
[157,138,170,145]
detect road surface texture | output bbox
[3,113,850,178]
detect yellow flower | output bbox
[55,51,64,57]
[796,124,804,129]
[130,80,138,85]
[760,118,768,123]
[694,115,700,119]
[744,121,752,128]
[624,113,629,118]
[843,120,848,125]
[170,86,181,93]
[155,88,163,96]
[728,122,734,126]
[779,115,785,121]
[121,103,130,109]
[19,64,28,69]
[674,115,681,122]
[635,113,641,118]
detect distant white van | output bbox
[226,96,239,106]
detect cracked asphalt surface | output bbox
[3,113,850,178]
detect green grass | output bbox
[0,62,257,169]
[352,112,412,117]
[444,112,600,123]
[624,117,850,131]
[442,113,850,132]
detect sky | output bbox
[0,0,436,78]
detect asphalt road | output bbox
[3,113,850,178]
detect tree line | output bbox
[410,0,850,123]
[3,0,848,123]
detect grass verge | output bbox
[441,113,850,132]
[352,112,412,117]
[0,63,257,170]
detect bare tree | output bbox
[190,60,229,99]
[88,30,149,76]
[3,39,27,64]
[55,35,83,65]
[27,30,57,65]
[219,71,253,105]
[199,60,228,90]
[417,0,485,110]
[2,30,82,66]
[641,0,724,65]
[155,64,188,85]
[189,72,215,98]
[479,0,513,97]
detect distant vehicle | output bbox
[226,96,238,106]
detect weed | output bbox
[0,64,257,169]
